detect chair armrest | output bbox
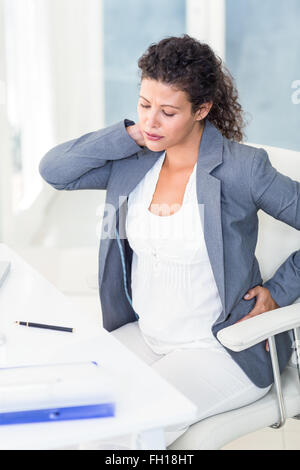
[217,303,300,352]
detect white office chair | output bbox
[168,143,300,450]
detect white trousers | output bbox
[80,321,272,450]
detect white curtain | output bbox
[0,0,11,241]
[46,0,104,144]
[1,0,104,244]
[4,0,55,212]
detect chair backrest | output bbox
[246,143,300,304]
[247,143,300,368]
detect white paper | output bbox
[0,361,117,412]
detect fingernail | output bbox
[244,294,250,298]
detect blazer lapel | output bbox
[99,119,226,314]
[195,121,225,313]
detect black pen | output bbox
[15,321,74,333]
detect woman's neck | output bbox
[163,120,205,172]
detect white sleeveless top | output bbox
[126,151,224,354]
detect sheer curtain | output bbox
[4,0,55,213]
[0,0,10,242]
[1,0,104,244]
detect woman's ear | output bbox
[195,102,213,121]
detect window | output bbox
[226,0,300,151]
[103,0,186,125]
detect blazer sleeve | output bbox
[250,147,300,307]
[39,119,142,190]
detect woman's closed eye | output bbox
[139,104,175,117]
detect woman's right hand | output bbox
[126,123,145,147]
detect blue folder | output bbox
[0,403,115,425]
[0,361,116,425]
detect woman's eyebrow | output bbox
[139,95,181,109]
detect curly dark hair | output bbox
[137,34,248,142]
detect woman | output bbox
[39,34,300,448]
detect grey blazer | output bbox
[39,118,300,388]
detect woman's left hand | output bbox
[235,286,280,352]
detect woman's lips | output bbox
[145,131,163,141]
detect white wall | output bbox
[186,0,226,61]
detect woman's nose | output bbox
[146,110,160,128]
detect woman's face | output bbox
[137,78,203,151]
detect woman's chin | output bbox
[144,141,166,151]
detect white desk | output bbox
[0,244,197,450]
